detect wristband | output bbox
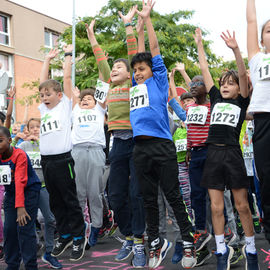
[6,97,14,100]
[64,52,72,57]
[124,22,132,28]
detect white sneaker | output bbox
[181,245,197,269]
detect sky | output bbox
[11,0,270,61]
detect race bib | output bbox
[0,165,11,185]
[95,79,109,103]
[258,56,270,81]
[210,103,241,128]
[41,113,61,135]
[130,84,149,111]
[186,106,208,125]
[243,151,254,159]
[175,139,187,152]
[28,152,41,169]
[76,110,97,125]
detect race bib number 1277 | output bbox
[130,84,149,111]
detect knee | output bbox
[235,202,250,215]
[211,202,224,216]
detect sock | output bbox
[183,241,193,248]
[134,237,143,245]
[215,234,226,254]
[61,233,71,239]
[245,235,256,254]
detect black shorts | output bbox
[201,144,249,191]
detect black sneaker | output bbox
[230,246,243,265]
[51,236,73,257]
[70,237,87,261]
[215,246,234,270]
[194,231,212,251]
[196,246,212,266]
[253,216,262,234]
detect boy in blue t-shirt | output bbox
[130,1,196,269]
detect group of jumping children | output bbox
[0,0,269,269]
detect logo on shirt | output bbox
[130,86,140,97]
[216,104,232,112]
[41,114,52,123]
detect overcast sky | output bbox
[11,0,270,60]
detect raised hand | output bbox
[72,86,80,98]
[45,48,59,60]
[193,27,203,45]
[136,0,155,21]
[85,19,96,39]
[63,44,73,53]
[136,16,144,33]
[175,63,185,73]
[7,86,16,98]
[118,5,137,24]
[221,30,238,50]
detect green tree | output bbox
[59,0,222,89]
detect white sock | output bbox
[215,234,226,254]
[245,235,256,254]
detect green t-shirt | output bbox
[173,127,187,163]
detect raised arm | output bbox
[136,0,159,57]
[85,20,111,83]
[169,69,181,104]
[221,31,249,98]
[136,16,145,53]
[71,86,80,108]
[22,101,29,125]
[246,0,260,61]
[40,48,58,84]
[194,28,214,92]
[5,86,16,129]
[63,44,73,99]
[174,63,191,90]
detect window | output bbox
[0,14,10,46]
[44,29,59,48]
[0,53,12,77]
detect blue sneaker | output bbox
[132,243,146,268]
[42,252,63,269]
[88,226,100,247]
[242,245,260,270]
[115,240,133,261]
[171,242,183,264]
[215,245,234,270]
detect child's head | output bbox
[0,112,6,126]
[27,118,40,138]
[11,122,21,134]
[189,75,206,98]
[110,59,130,85]
[181,92,195,110]
[0,126,11,154]
[261,19,270,53]
[131,52,153,85]
[219,70,240,99]
[79,89,96,109]
[39,79,63,109]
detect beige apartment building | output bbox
[0,0,70,121]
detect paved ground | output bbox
[0,225,268,270]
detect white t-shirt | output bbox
[38,94,72,155]
[71,103,106,147]
[248,52,270,113]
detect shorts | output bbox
[201,144,249,191]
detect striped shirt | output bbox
[186,102,211,149]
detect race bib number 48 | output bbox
[186,106,208,125]
[0,165,11,185]
[210,103,241,128]
[130,84,149,111]
[41,113,61,135]
[95,79,109,103]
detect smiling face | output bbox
[182,97,195,110]
[80,94,96,109]
[39,87,62,109]
[28,119,40,138]
[220,74,240,99]
[110,61,130,85]
[133,61,153,85]
[189,77,206,98]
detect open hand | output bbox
[118,5,137,24]
[221,30,238,50]
[85,19,96,39]
[193,28,203,45]
[45,48,59,60]
[7,86,16,98]
[63,44,73,53]
[136,0,155,21]
[17,207,31,226]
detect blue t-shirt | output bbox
[130,55,171,140]
[169,98,186,121]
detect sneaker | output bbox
[106,210,114,231]
[215,245,234,270]
[196,246,211,266]
[148,238,172,269]
[194,231,212,251]
[262,248,270,269]
[108,223,118,237]
[182,245,197,269]
[132,243,146,268]
[172,242,183,264]
[115,240,133,261]
[230,245,243,265]
[42,252,63,269]
[224,229,237,246]
[51,236,73,257]
[88,226,100,247]
[253,216,262,234]
[70,237,87,261]
[242,245,259,270]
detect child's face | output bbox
[133,61,153,85]
[220,76,240,99]
[28,120,40,138]
[0,132,11,155]
[110,61,130,85]
[261,21,270,53]
[12,123,20,134]
[189,78,206,98]
[182,98,195,110]
[39,87,62,109]
[80,95,96,109]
